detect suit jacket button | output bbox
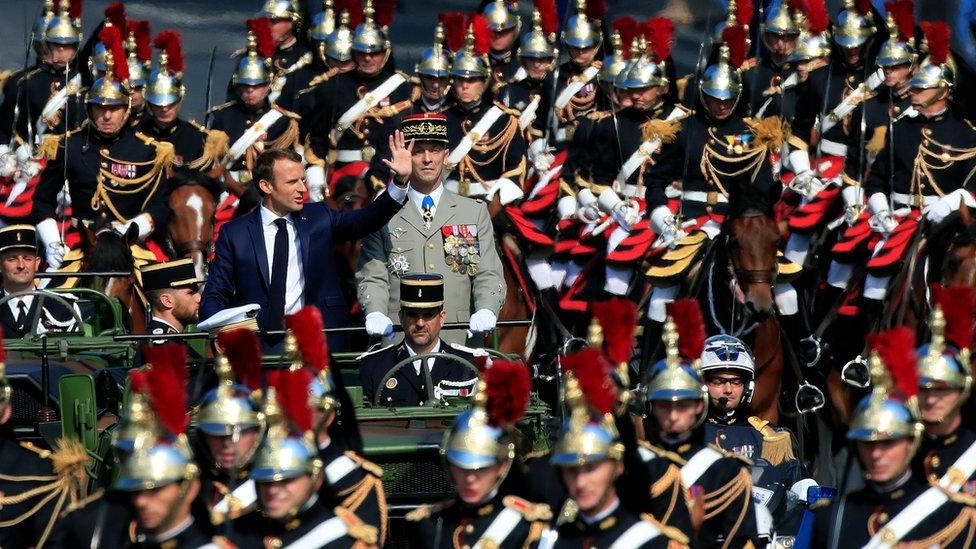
[428,263,435,269]
[427,243,434,249]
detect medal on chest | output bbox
[110,162,138,180]
[442,224,480,276]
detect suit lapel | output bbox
[294,211,311,280]
[247,212,270,290]
[399,197,428,236]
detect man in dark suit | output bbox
[201,145,411,350]
[0,225,77,338]
[359,273,480,407]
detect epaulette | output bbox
[207,100,235,114]
[408,75,421,85]
[747,416,795,466]
[405,499,453,522]
[355,343,397,360]
[744,115,787,150]
[640,513,690,545]
[638,440,685,465]
[447,342,490,357]
[334,506,378,544]
[741,57,758,71]
[17,67,43,85]
[708,442,753,466]
[865,125,888,156]
[492,100,521,118]
[585,110,612,121]
[786,134,808,151]
[964,119,976,132]
[503,496,553,522]
[39,133,64,161]
[187,120,208,134]
[273,104,302,120]
[19,440,53,459]
[675,75,692,102]
[946,489,976,507]
[188,127,230,171]
[344,450,384,477]
[304,67,339,90]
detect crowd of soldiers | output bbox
[1,0,976,546]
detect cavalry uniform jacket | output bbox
[810,474,976,548]
[0,62,86,144]
[356,187,506,342]
[489,49,521,90]
[136,116,226,195]
[198,466,257,527]
[208,99,300,175]
[357,340,480,406]
[915,426,976,495]
[841,87,913,186]
[226,498,376,549]
[32,124,173,228]
[498,72,554,140]
[792,58,871,158]
[444,99,528,192]
[317,441,387,544]
[408,493,551,549]
[0,438,60,548]
[544,501,688,549]
[635,442,695,535]
[741,54,796,119]
[650,431,758,549]
[551,60,608,148]
[646,110,783,218]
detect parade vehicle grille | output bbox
[375,456,452,499]
[11,384,43,426]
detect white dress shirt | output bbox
[407,183,444,219]
[6,293,32,320]
[260,205,305,315]
[405,340,441,376]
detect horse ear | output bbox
[80,222,96,250]
[124,222,140,246]
[960,201,973,229]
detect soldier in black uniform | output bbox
[31,27,174,270]
[139,258,203,338]
[481,0,522,89]
[303,0,417,190]
[741,0,801,118]
[810,336,976,547]
[359,274,480,407]
[551,0,608,151]
[138,30,227,199]
[408,355,550,548]
[497,7,558,144]
[0,0,86,146]
[257,0,315,110]
[0,225,78,338]
[407,23,455,116]
[210,20,302,216]
[642,308,758,548]
[226,368,377,548]
[913,294,976,495]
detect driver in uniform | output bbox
[0,224,77,338]
[138,257,203,338]
[358,273,480,407]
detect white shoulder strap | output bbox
[861,486,950,549]
[554,65,601,109]
[472,507,523,549]
[281,515,349,549]
[446,105,506,168]
[820,68,884,133]
[519,95,541,131]
[614,106,687,189]
[325,454,358,485]
[535,528,559,549]
[680,447,724,488]
[222,109,285,168]
[335,73,407,132]
[939,439,976,492]
[609,520,663,549]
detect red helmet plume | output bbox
[247,17,276,59]
[153,30,184,73]
[535,0,558,36]
[128,369,150,395]
[611,17,640,58]
[374,0,396,28]
[284,306,329,374]
[666,299,705,361]
[722,24,749,69]
[468,13,491,56]
[99,25,129,81]
[734,0,754,27]
[336,0,364,28]
[932,285,976,351]
[643,17,675,61]
[561,348,616,415]
[104,1,126,30]
[68,0,84,19]
[920,21,950,66]
[803,0,830,35]
[854,0,873,15]
[273,368,314,433]
[218,328,264,392]
[439,12,467,52]
[884,0,915,42]
[867,327,918,399]
[129,20,152,63]
[483,359,532,427]
[142,343,189,436]
[592,298,637,365]
[583,0,607,20]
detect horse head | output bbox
[168,175,217,279]
[86,217,137,274]
[727,208,780,318]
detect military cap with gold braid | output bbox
[147,30,186,107]
[916,286,974,402]
[138,258,204,293]
[643,299,709,427]
[848,327,924,448]
[113,344,199,491]
[443,357,531,475]
[401,113,449,145]
[0,225,38,254]
[400,273,445,309]
[44,0,82,45]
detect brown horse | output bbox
[169,183,216,278]
[944,204,976,288]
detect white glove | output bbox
[527,139,553,172]
[0,145,15,178]
[365,312,394,338]
[468,309,497,333]
[650,205,681,248]
[576,188,601,224]
[37,218,66,269]
[790,171,825,200]
[486,178,524,206]
[597,188,640,231]
[924,197,953,224]
[557,196,577,220]
[867,192,897,235]
[841,186,864,226]
[305,165,327,202]
[112,214,153,240]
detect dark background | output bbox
[0,0,959,121]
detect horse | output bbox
[168,181,216,279]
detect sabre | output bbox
[10,10,34,148]
[203,46,217,126]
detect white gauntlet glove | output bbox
[365,312,394,338]
[37,218,67,269]
[597,188,640,231]
[576,188,601,224]
[0,145,15,178]
[867,192,897,235]
[305,165,327,202]
[557,196,577,221]
[923,188,976,224]
[468,309,497,333]
[790,171,825,200]
[650,205,681,248]
[527,139,554,173]
[112,213,154,240]
[841,186,864,226]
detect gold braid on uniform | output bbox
[244,117,300,171]
[700,121,776,198]
[642,119,681,144]
[0,439,90,548]
[875,504,976,548]
[93,136,174,222]
[334,453,388,545]
[701,466,752,549]
[911,135,976,199]
[865,126,887,157]
[187,126,229,171]
[0,70,13,90]
[303,134,326,168]
[747,417,795,466]
[457,113,522,196]
[651,463,685,525]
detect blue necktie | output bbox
[422,195,435,227]
[269,217,289,331]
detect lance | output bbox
[203,46,217,126]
